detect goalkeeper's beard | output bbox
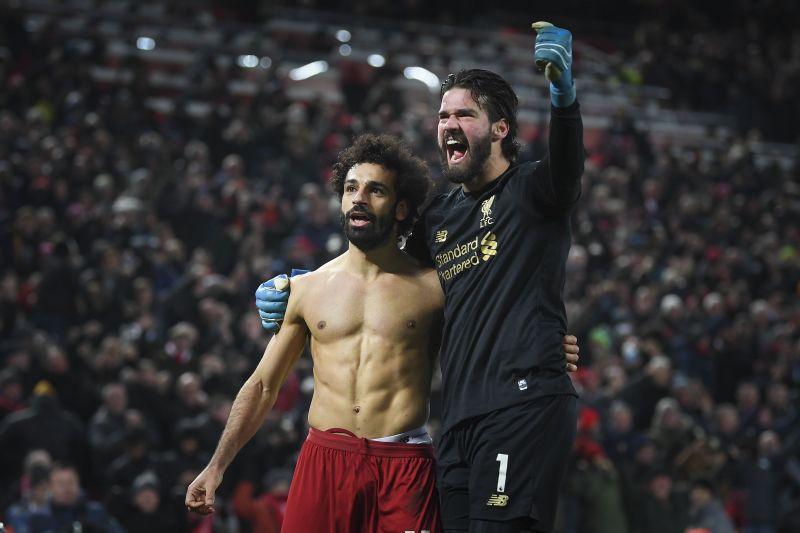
[440,130,492,184]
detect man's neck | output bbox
[344,239,406,278]
[460,155,511,193]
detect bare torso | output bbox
[290,253,443,438]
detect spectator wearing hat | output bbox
[157,418,210,494]
[564,406,631,533]
[117,471,183,532]
[0,381,89,489]
[104,428,158,498]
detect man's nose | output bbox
[352,188,367,204]
[443,115,459,130]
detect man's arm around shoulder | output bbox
[186,286,309,514]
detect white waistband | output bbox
[370,425,432,444]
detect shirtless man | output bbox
[186,134,579,531]
[186,133,444,532]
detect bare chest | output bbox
[302,278,439,343]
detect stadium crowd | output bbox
[1,1,799,532]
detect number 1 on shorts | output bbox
[496,453,509,492]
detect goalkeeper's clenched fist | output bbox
[532,21,576,107]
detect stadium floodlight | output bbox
[339,44,352,56]
[136,37,156,51]
[237,55,259,68]
[336,29,351,43]
[289,60,329,81]
[367,54,385,67]
[404,66,439,91]
[259,56,272,68]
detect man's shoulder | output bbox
[288,257,347,299]
[422,187,460,214]
[505,160,539,180]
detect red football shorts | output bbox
[282,427,442,533]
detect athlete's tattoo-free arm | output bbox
[185,293,307,514]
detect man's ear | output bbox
[395,200,409,223]
[492,119,509,141]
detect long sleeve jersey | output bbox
[405,102,585,432]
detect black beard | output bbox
[440,131,492,184]
[340,206,396,251]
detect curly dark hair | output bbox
[441,69,521,162]
[331,133,432,237]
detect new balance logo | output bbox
[486,494,509,507]
[435,230,448,243]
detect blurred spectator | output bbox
[116,471,183,532]
[232,468,292,533]
[23,463,124,533]
[735,429,800,533]
[565,406,631,533]
[602,400,644,464]
[686,479,735,533]
[5,459,52,533]
[631,468,689,533]
[88,382,129,470]
[0,367,25,419]
[0,381,89,487]
[193,394,233,454]
[617,355,673,430]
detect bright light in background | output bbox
[338,44,352,56]
[367,54,385,67]
[259,56,272,68]
[237,55,259,68]
[289,60,329,81]
[336,29,351,43]
[136,37,156,51]
[404,66,440,91]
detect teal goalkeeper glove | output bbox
[532,21,576,107]
[254,269,309,332]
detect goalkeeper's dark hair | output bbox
[441,69,521,161]
[331,134,432,237]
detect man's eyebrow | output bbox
[439,107,477,116]
[345,178,388,189]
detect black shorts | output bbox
[437,394,578,532]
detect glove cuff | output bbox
[550,78,576,108]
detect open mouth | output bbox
[446,136,468,164]
[348,211,373,228]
